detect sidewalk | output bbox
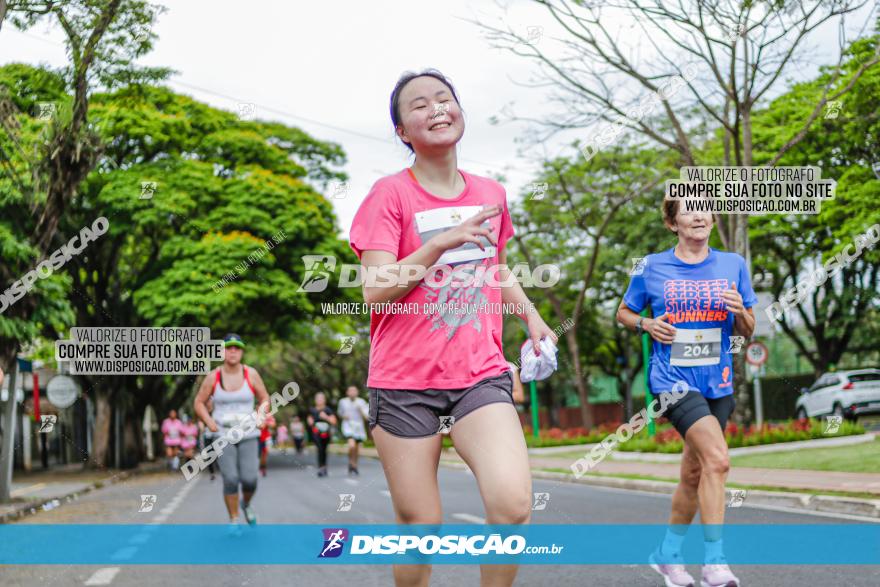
[526,454,880,496]
[0,461,165,524]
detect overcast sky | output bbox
[2,1,873,237]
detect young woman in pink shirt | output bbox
[350,69,557,587]
[179,414,199,460]
[161,409,183,470]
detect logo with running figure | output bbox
[824,100,843,119]
[298,255,337,293]
[728,336,745,354]
[337,336,356,355]
[337,494,355,512]
[39,415,57,433]
[528,182,548,201]
[36,101,57,120]
[727,489,747,508]
[438,416,455,434]
[630,257,647,276]
[823,415,842,435]
[327,181,349,200]
[318,528,349,558]
[138,495,157,512]
[532,492,550,511]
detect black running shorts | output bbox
[368,371,514,438]
[664,391,735,438]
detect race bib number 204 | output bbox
[670,328,722,366]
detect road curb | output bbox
[0,464,161,525]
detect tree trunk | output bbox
[122,409,141,469]
[730,104,753,425]
[89,391,112,469]
[565,330,593,429]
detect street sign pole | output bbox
[754,368,764,428]
[746,342,769,428]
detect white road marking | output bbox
[452,513,486,524]
[380,490,391,498]
[107,478,200,587]
[84,568,120,585]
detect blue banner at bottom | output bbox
[0,524,877,564]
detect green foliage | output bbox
[503,143,682,415]
[1,61,356,423]
[6,0,172,88]
[0,66,76,345]
[748,33,880,371]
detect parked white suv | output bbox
[796,369,880,421]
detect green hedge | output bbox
[759,374,815,420]
[615,418,865,453]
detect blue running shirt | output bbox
[623,247,757,399]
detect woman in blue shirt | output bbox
[617,202,756,587]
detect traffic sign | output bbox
[745,341,769,366]
[46,375,79,409]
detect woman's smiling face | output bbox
[395,76,463,154]
[671,209,714,243]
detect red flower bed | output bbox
[525,416,863,450]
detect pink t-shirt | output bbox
[180,422,198,449]
[349,168,514,389]
[161,418,182,446]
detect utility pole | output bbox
[0,360,20,502]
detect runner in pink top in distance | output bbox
[179,414,198,460]
[161,409,183,471]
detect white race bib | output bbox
[670,328,722,366]
[220,412,250,427]
[414,206,496,265]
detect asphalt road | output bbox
[2,447,877,587]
